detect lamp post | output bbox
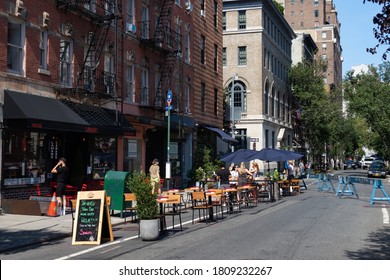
[166,89,172,190]
[231,74,238,152]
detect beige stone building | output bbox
[276,0,343,91]
[222,0,296,168]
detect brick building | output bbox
[0,0,226,200]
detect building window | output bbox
[7,21,24,75]
[277,91,281,118]
[238,46,247,66]
[214,44,218,71]
[213,1,218,28]
[291,0,294,5]
[185,78,191,114]
[141,4,149,39]
[314,0,319,6]
[265,129,269,148]
[200,83,206,112]
[222,47,226,66]
[200,35,205,64]
[105,0,115,15]
[272,131,275,149]
[222,12,226,30]
[85,0,96,12]
[301,22,304,27]
[291,11,294,17]
[238,10,246,29]
[322,42,327,49]
[230,81,247,113]
[141,68,149,105]
[166,15,172,47]
[214,88,218,116]
[263,47,266,68]
[200,0,205,17]
[126,0,135,33]
[39,30,48,70]
[264,81,269,115]
[321,54,327,61]
[315,21,320,27]
[60,39,72,85]
[271,87,275,117]
[185,25,191,63]
[314,10,319,17]
[175,20,182,52]
[322,31,327,39]
[126,64,135,102]
[104,53,115,95]
[175,0,181,5]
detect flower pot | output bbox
[139,219,160,241]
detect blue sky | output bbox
[334,0,385,77]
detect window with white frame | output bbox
[322,42,327,49]
[314,0,319,6]
[60,39,72,85]
[126,63,135,102]
[7,21,24,75]
[231,81,247,113]
[322,31,327,39]
[39,30,48,70]
[126,0,135,33]
[222,12,226,30]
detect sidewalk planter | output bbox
[126,171,159,241]
[139,219,159,241]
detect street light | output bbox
[231,74,238,152]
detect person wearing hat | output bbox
[149,158,161,194]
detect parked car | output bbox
[367,163,387,178]
[362,156,375,169]
[344,160,356,170]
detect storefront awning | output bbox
[61,100,135,136]
[202,125,238,143]
[4,90,89,132]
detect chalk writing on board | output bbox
[75,199,101,242]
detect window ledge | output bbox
[38,68,50,75]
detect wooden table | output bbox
[156,197,177,231]
[223,188,238,213]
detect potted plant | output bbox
[126,171,159,241]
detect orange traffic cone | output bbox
[47,192,58,217]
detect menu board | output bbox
[72,190,113,245]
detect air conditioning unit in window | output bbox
[185,1,193,14]
[126,22,136,33]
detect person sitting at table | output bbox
[287,160,295,181]
[249,162,260,179]
[229,164,239,181]
[216,163,231,189]
[237,162,253,187]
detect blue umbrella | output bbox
[257,148,303,162]
[220,149,262,164]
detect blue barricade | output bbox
[370,179,390,205]
[317,173,336,193]
[336,176,359,199]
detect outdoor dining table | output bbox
[204,190,216,221]
[156,196,177,231]
[223,188,238,213]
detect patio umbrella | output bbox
[257,148,303,162]
[220,149,263,164]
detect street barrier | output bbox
[317,173,336,193]
[336,176,359,199]
[370,179,390,205]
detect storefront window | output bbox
[92,137,116,179]
[170,142,181,176]
[123,138,142,172]
[3,130,47,185]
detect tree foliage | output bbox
[343,63,390,159]
[289,61,337,163]
[364,0,390,59]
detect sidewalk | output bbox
[0,211,125,254]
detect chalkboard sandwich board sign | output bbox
[72,190,113,245]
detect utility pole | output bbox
[166,90,172,190]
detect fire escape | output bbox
[56,0,119,101]
[139,0,182,109]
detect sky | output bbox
[334,0,386,77]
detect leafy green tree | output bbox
[343,64,390,159]
[364,0,390,59]
[289,61,336,164]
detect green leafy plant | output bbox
[125,171,158,220]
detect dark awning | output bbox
[4,90,89,132]
[202,125,238,143]
[61,100,135,136]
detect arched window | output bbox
[264,81,269,114]
[228,81,247,113]
[277,91,281,118]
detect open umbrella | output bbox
[220,149,262,164]
[257,148,303,162]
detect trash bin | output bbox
[103,170,130,217]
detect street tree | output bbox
[289,61,336,166]
[343,64,390,159]
[364,0,390,59]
